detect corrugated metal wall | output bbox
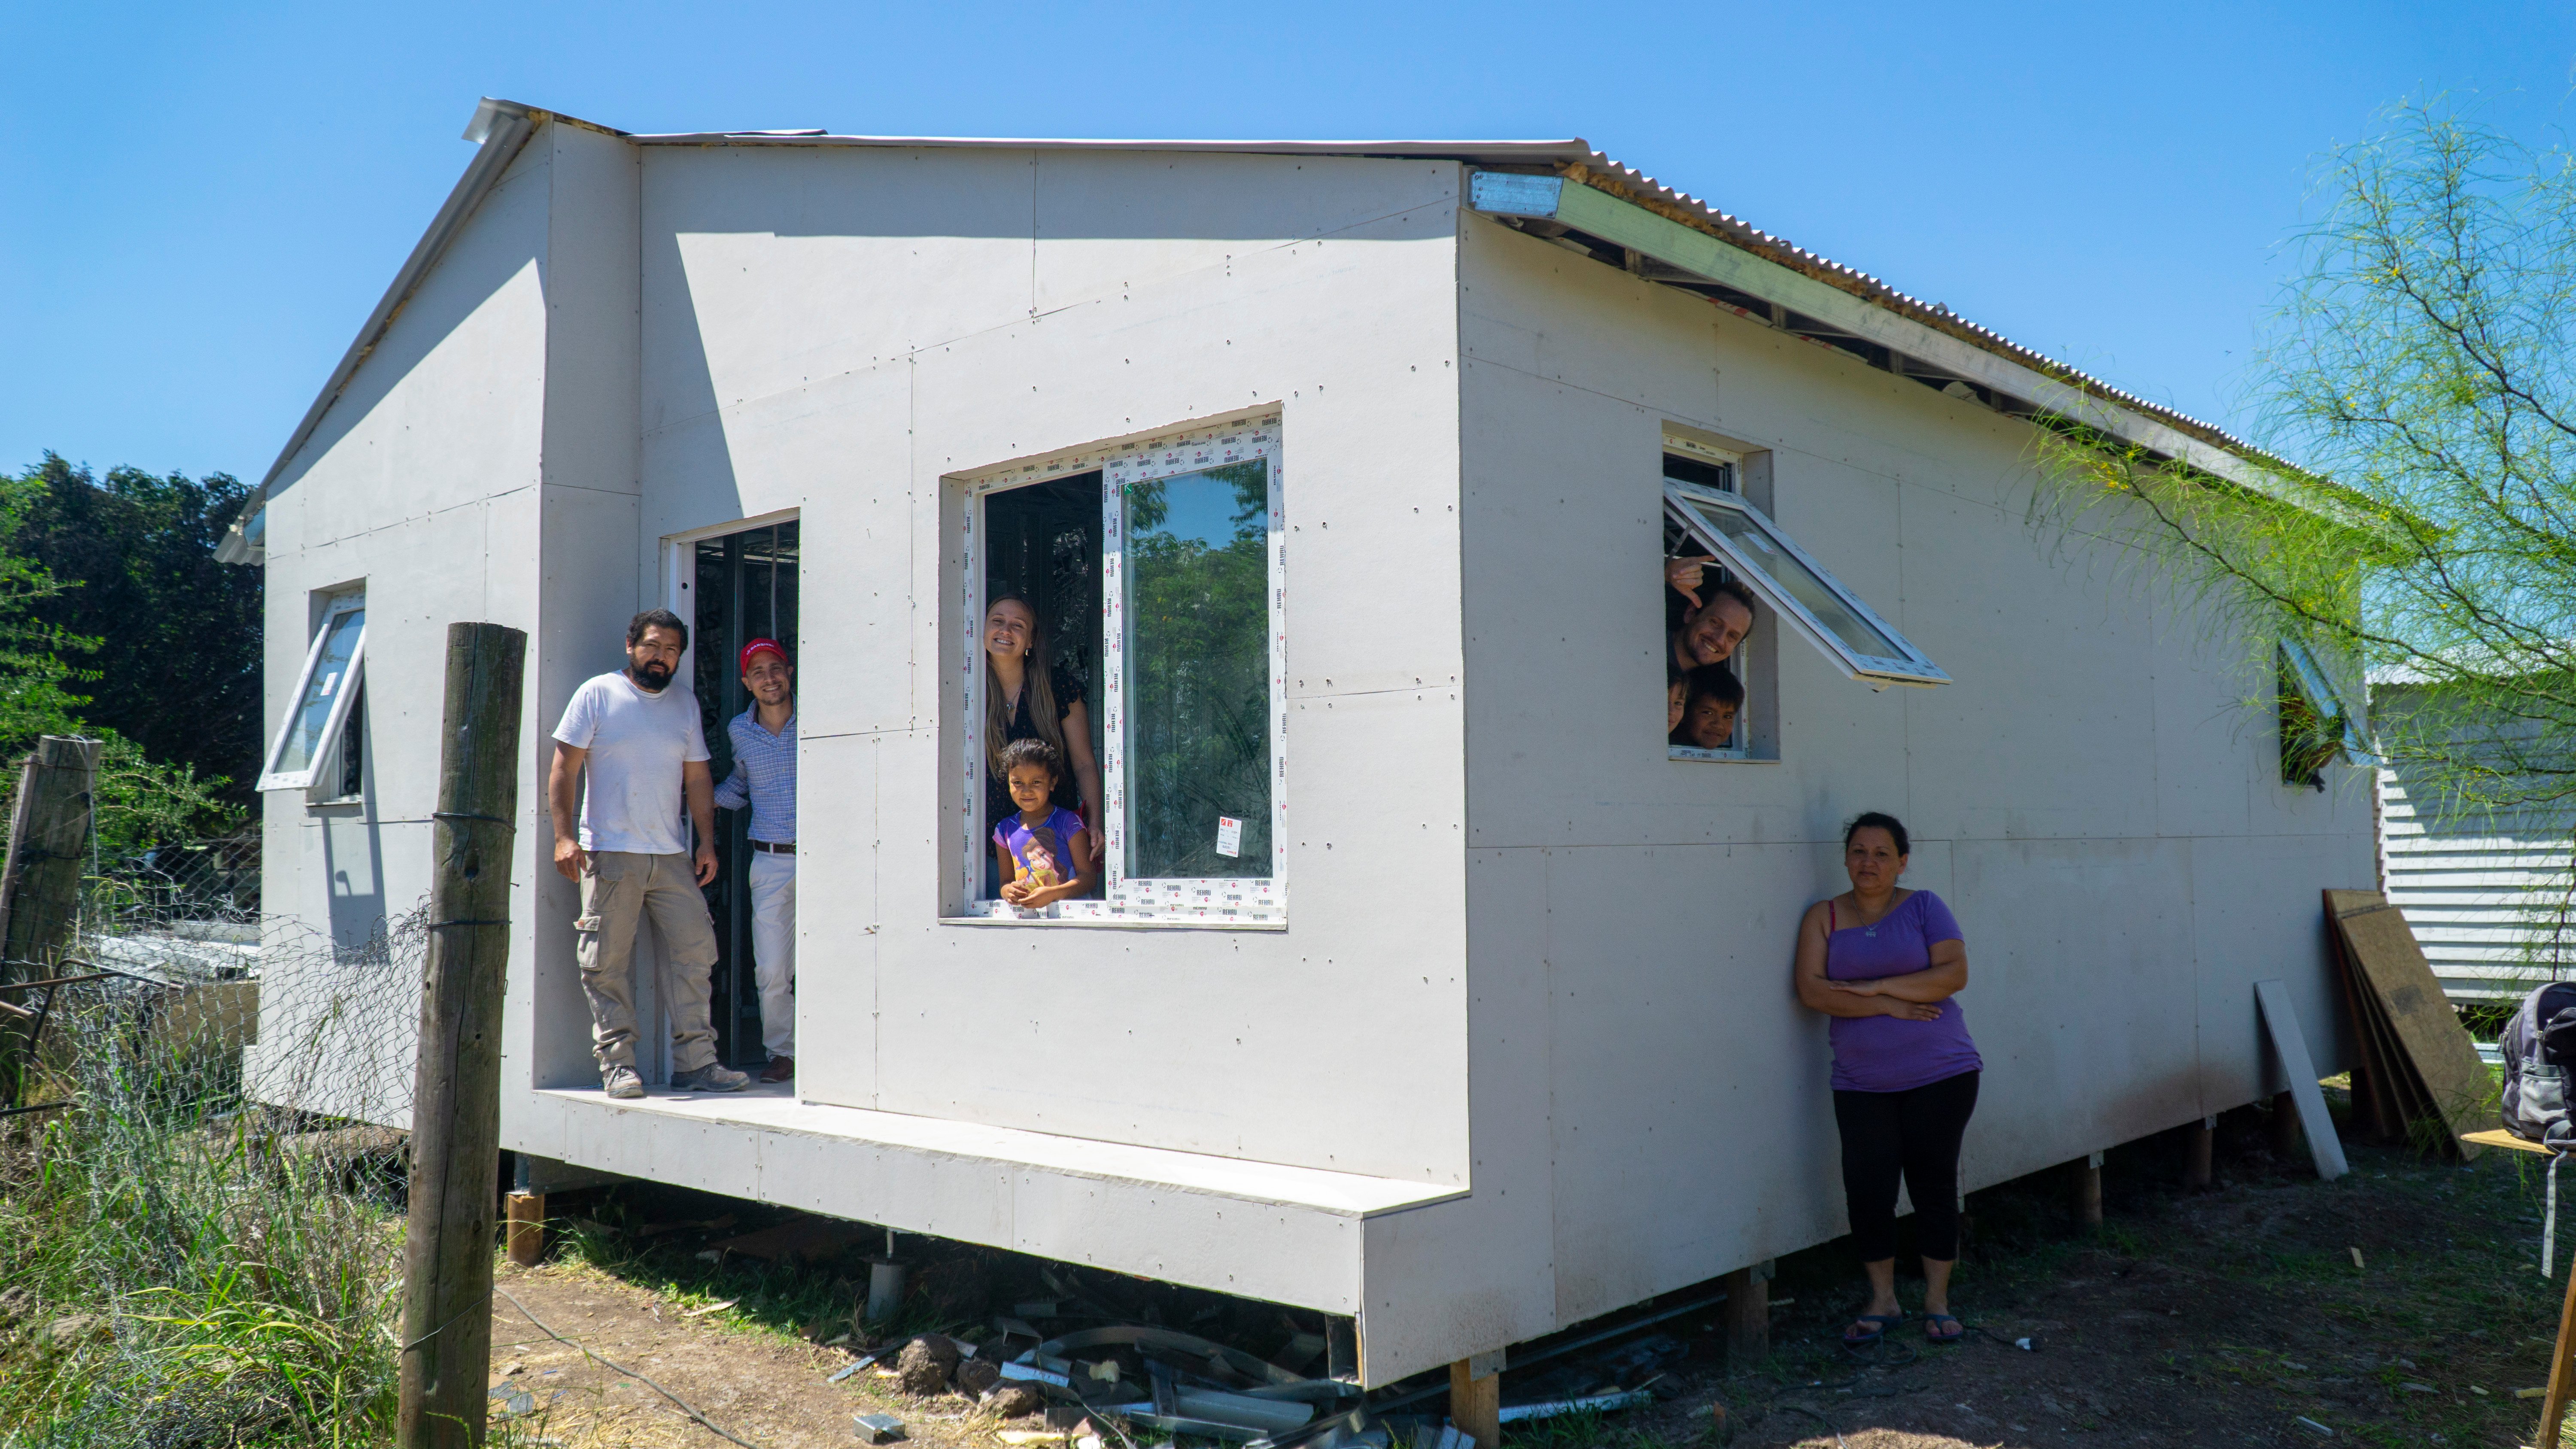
[2377,756,2576,1002]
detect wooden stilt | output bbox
[1719,1264,1768,1365]
[1449,1356,1502,1449]
[2071,1151,2104,1228]
[2269,1090,2302,1160]
[504,1190,546,1267]
[2184,1116,2215,1189]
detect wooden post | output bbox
[504,1191,545,1268]
[2070,1151,2104,1228]
[396,624,527,1449]
[1449,1355,1502,1449]
[1719,1265,1768,1365]
[0,737,98,1109]
[2269,1089,2303,1159]
[2184,1116,2216,1188]
[2541,1255,2576,1449]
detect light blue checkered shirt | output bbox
[712,707,796,843]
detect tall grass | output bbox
[0,917,421,1446]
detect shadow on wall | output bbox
[639,147,1462,518]
[319,812,386,955]
[260,149,550,519]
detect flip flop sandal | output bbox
[1841,1313,1907,1347]
[1922,1312,1964,1343]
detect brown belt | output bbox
[750,840,796,855]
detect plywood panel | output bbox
[2332,891,2497,1145]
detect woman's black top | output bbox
[985,665,1086,830]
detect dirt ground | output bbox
[490,1106,2573,1449]
[485,1261,999,1449]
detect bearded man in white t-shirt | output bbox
[548,609,750,1098]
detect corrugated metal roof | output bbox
[1545,154,2263,465]
[223,99,2278,562]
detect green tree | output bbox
[15,453,261,800]
[2041,102,2576,959]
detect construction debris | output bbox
[1498,1389,1654,1423]
[898,1335,964,1395]
[986,1383,1045,1418]
[855,1412,908,1442]
[2325,890,2495,1157]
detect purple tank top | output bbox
[1824,889,1981,1092]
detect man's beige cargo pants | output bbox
[577,850,720,1076]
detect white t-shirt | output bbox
[553,670,711,856]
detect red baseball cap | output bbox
[738,637,789,672]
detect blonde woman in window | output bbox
[984,593,1104,892]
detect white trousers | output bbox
[748,850,796,1057]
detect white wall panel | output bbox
[1456,207,2375,1340]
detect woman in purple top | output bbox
[1794,812,1980,1347]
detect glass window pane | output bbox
[1124,461,1272,879]
[1683,498,1909,663]
[277,607,364,776]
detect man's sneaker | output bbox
[670,1063,750,1093]
[603,1065,644,1100]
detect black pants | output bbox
[1833,1070,1980,1263]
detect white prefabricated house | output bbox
[229,98,2372,1386]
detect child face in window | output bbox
[1006,761,1059,817]
[1667,679,1689,735]
[1681,695,1738,750]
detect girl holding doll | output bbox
[993,738,1099,909]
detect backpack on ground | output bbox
[2501,981,2576,1147]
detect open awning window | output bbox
[258,592,367,792]
[2278,635,2367,783]
[1663,480,1950,688]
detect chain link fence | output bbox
[2,818,432,1447]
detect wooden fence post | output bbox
[0,736,99,1108]
[396,624,527,1449]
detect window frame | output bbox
[1662,479,1950,689]
[320,682,366,803]
[1662,450,1753,761]
[2278,635,2366,785]
[955,413,1288,927]
[257,589,368,794]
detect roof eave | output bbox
[1464,167,2300,500]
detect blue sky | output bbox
[5,2,2573,487]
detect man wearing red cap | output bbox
[713,637,798,1082]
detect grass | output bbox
[0,967,410,1447]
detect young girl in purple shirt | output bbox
[1793,812,1980,1347]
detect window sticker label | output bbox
[1215,816,1242,858]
